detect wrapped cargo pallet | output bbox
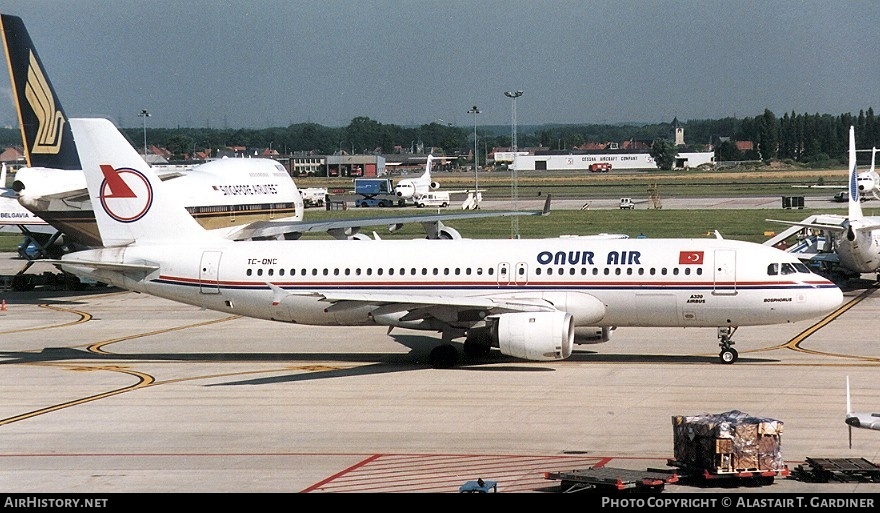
[672,410,784,474]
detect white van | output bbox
[416,192,450,208]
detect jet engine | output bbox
[573,326,614,344]
[430,181,440,190]
[494,311,574,361]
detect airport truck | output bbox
[354,178,402,207]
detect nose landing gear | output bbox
[718,326,738,364]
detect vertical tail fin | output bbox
[70,118,212,246]
[848,126,864,221]
[0,14,80,170]
[422,154,434,180]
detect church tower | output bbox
[670,117,685,146]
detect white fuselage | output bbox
[835,219,880,273]
[63,236,843,331]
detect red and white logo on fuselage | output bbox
[98,164,153,222]
[679,251,704,264]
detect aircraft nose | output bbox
[821,286,845,312]
[846,417,861,428]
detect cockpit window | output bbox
[767,263,778,276]
[780,263,797,275]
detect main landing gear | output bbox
[717,326,738,364]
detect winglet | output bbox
[847,375,853,415]
[541,194,552,216]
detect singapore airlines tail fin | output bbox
[70,118,213,246]
[0,13,81,170]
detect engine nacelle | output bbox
[495,311,573,361]
[436,226,461,240]
[430,181,440,190]
[574,326,614,344]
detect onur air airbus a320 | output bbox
[54,118,844,368]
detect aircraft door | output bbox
[199,251,222,294]
[496,262,510,285]
[712,249,737,296]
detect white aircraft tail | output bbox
[848,126,865,221]
[70,118,213,246]
[423,154,434,180]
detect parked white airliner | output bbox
[56,118,843,368]
[768,126,880,279]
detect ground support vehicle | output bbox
[353,178,400,207]
[792,457,880,483]
[544,467,677,493]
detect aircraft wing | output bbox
[268,284,606,326]
[226,195,552,241]
[766,216,848,233]
[273,286,558,312]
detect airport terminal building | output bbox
[493,151,715,171]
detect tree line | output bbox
[1,108,876,166]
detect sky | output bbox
[0,0,877,130]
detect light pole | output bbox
[504,90,523,238]
[138,109,150,162]
[467,105,480,208]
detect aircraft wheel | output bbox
[719,348,738,364]
[429,344,459,369]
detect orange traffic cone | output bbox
[1,299,6,312]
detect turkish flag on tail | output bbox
[679,251,704,264]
